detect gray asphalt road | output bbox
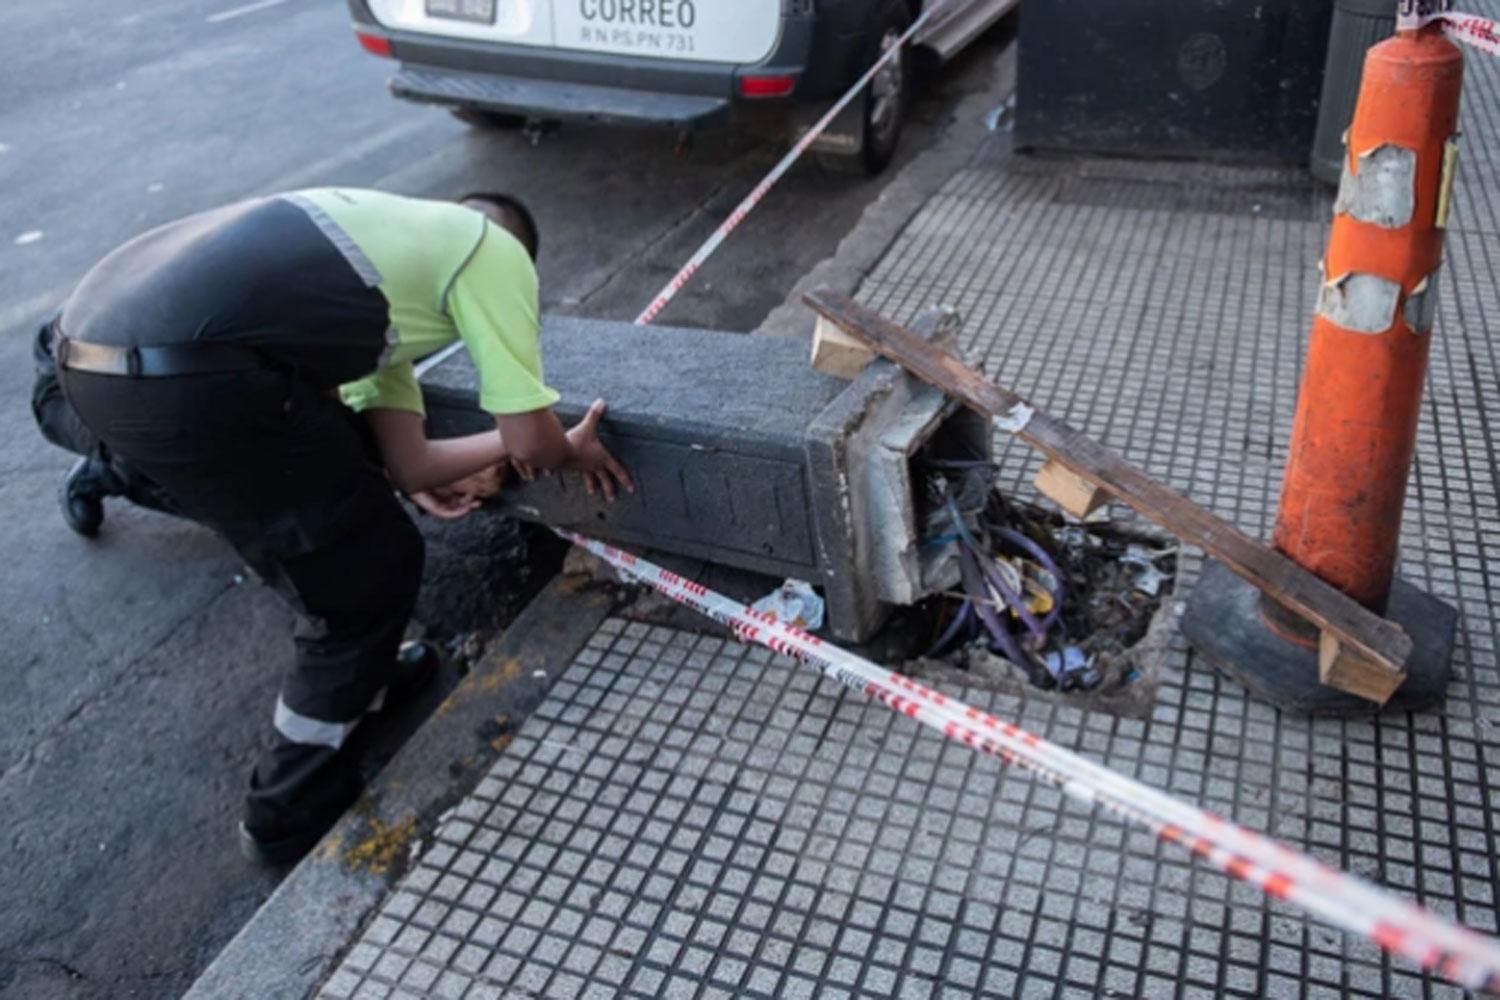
[0,3,1011,997]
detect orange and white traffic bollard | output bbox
[1184,22,1462,715]
[1270,24,1461,618]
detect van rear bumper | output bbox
[391,64,732,126]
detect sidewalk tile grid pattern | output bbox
[323,19,1500,997]
[323,622,1439,1000]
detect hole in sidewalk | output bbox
[902,464,1177,720]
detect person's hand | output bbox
[510,457,538,483]
[564,398,635,502]
[443,464,508,500]
[409,486,481,520]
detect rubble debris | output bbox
[913,461,1178,700]
[751,579,827,630]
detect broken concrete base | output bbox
[1182,559,1455,717]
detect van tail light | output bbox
[355,30,393,58]
[739,74,797,99]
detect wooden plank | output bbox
[810,315,877,378]
[803,288,1413,681]
[1034,458,1109,519]
[1320,632,1405,703]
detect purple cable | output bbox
[989,524,1067,634]
[924,599,973,658]
[944,496,1048,644]
[960,544,1031,668]
[975,546,1049,643]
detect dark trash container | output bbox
[1016,0,1335,163]
[1310,0,1397,184]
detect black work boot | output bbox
[238,821,327,868]
[238,645,441,867]
[58,457,109,538]
[238,771,365,867]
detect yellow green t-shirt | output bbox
[284,187,558,417]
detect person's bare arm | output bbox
[367,399,633,502]
[409,486,483,520]
[363,408,510,495]
[493,408,571,470]
[497,398,634,500]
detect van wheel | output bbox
[450,107,527,130]
[819,4,911,176]
[862,6,912,174]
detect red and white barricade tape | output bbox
[413,3,944,375]
[561,529,1500,993]
[1401,0,1500,54]
[414,0,1492,379]
[632,3,942,326]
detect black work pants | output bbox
[57,364,424,840]
[31,321,180,516]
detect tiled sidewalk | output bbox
[316,14,1500,999]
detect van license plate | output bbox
[425,0,496,24]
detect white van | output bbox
[348,0,1018,172]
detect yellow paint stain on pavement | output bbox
[555,573,588,594]
[478,656,527,691]
[314,832,345,862]
[431,655,528,719]
[341,815,417,875]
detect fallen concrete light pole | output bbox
[421,312,990,642]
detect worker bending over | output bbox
[31,187,631,863]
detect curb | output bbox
[184,574,615,1000]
